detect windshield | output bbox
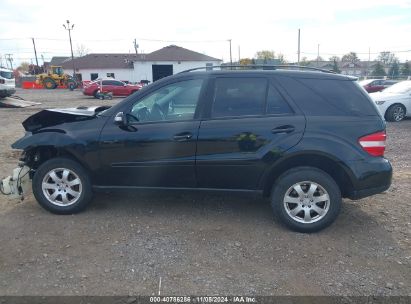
[52,67,63,75]
[383,81,411,94]
[0,70,14,79]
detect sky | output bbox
[1,0,411,68]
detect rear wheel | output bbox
[385,104,406,122]
[43,78,57,89]
[271,167,341,232]
[32,157,93,214]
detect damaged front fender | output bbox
[12,131,78,151]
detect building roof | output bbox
[61,53,145,70]
[60,46,221,70]
[49,56,69,66]
[138,45,221,62]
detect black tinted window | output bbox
[266,85,293,114]
[276,76,378,116]
[212,78,267,117]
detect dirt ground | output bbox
[0,89,410,296]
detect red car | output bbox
[83,79,142,98]
[359,79,397,93]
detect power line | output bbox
[0,36,229,43]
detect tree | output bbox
[76,44,89,57]
[331,59,341,73]
[255,50,275,60]
[239,58,252,65]
[315,56,324,62]
[16,62,30,73]
[299,57,310,66]
[401,61,410,76]
[277,53,287,64]
[388,59,400,77]
[329,56,340,62]
[371,62,386,76]
[377,51,397,65]
[342,52,359,63]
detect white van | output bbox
[0,67,16,98]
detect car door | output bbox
[111,80,128,96]
[101,80,114,94]
[97,77,206,188]
[196,76,305,190]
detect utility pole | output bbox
[367,47,371,77]
[32,38,39,74]
[317,44,320,67]
[238,45,240,64]
[228,39,232,65]
[63,20,76,78]
[297,29,301,64]
[133,39,139,54]
[41,54,46,72]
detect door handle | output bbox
[271,125,295,134]
[173,132,193,141]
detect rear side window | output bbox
[276,77,378,116]
[212,78,267,117]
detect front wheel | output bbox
[43,78,57,89]
[32,157,93,214]
[271,167,341,233]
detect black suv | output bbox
[11,67,392,232]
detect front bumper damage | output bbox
[0,165,32,200]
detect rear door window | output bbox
[212,78,267,118]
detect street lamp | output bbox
[63,20,76,79]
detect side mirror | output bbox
[114,112,128,126]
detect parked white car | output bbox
[0,67,16,98]
[370,80,411,122]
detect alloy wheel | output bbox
[283,181,330,224]
[41,168,82,206]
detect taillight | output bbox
[358,131,386,157]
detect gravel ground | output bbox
[0,89,410,296]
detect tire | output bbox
[385,104,406,122]
[271,166,342,233]
[32,157,93,214]
[43,78,57,89]
[68,81,77,91]
[93,90,100,98]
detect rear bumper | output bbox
[345,158,392,200]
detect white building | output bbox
[60,45,222,83]
[132,45,222,82]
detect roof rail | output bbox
[179,65,336,74]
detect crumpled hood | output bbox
[22,106,110,132]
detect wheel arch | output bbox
[261,151,355,198]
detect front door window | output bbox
[130,79,204,123]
